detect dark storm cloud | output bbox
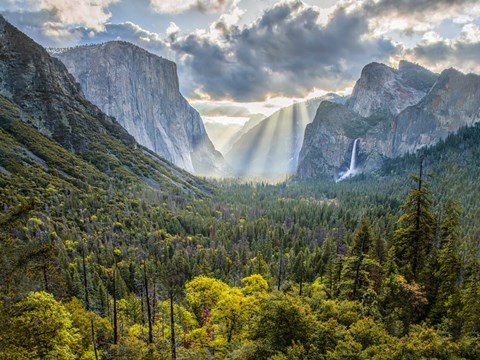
[411,37,480,71]
[171,0,399,101]
[361,0,477,16]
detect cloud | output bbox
[170,0,398,101]
[40,0,119,31]
[406,23,480,74]
[1,9,86,45]
[4,0,480,102]
[78,22,172,57]
[355,0,480,34]
[192,102,253,117]
[149,0,233,14]
[170,0,479,101]
[2,0,120,30]
[360,0,478,16]
[166,22,180,40]
[1,0,119,45]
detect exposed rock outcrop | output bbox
[0,15,210,193]
[297,62,480,180]
[346,61,437,117]
[226,94,346,177]
[297,102,367,179]
[392,68,480,156]
[53,42,228,177]
[0,16,134,152]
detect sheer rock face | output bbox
[54,42,229,177]
[225,94,346,177]
[392,68,480,157]
[346,61,437,118]
[0,16,134,152]
[297,102,365,179]
[298,62,480,180]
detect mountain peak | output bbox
[346,60,438,117]
[398,60,438,92]
[225,95,340,177]
[440,67,464,78]
[398,60,423,70]
[318,100,342,110]
[361,62,393,75]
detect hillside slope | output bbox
[0,15,210,195]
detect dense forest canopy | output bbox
[1,100,480,358]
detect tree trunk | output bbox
[113,266,118,345]
[277,241,283,291]
[82,239,98,360]
[143,261,153,344]
[413,157,424,280]
[170,290,176,360]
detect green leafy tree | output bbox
[0,292,81,359]
[459,256,480,337]
[249,293,317,357]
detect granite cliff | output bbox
[0,17,134,153]
[54,42,228,177]
[392,68,480,157]
[297,102,367,179]
[298,61,480,180]
[346,60,437,117]
[226,94,346,177]
[0,15,210,193]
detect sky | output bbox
[2,0,480,123]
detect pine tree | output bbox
[429,199,462,328]
[339,218,379,301]
[459,254,480,337]
[392,160,436,283]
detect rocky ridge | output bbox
[298,61,480,180]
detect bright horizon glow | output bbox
[202,115,250,125]
[191,85,354,124]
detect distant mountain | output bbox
[346,60,438,117]
[226,94,347,177]
[222,114,266,154]
[52,42,229,177]
[297,61,480,180]
[0,15,209,194]
[204,113,265,155]
[204,122,243,154]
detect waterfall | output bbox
[336,138,360,182]
[349,138,359,171]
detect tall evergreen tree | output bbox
[339,217,379,301]
[459,253,480,337]
[392,160,436,283]
[430,199,462,327]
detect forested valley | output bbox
[1,111,480,359]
